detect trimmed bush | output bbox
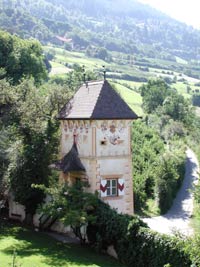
[87,200,191,267]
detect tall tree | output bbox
[0,79,72,222]
[0,31,47,85]
[140,79,171,113]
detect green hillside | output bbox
[1,0,200,63]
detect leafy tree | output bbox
[132,118,186,214]
[0,128,10,202]
[0,79,16,199]
[140,79,195,129]
[140,79,171,113]
[162,92,194,126]
[132,120,164,211]
[0,31,47,85]
[49,65,98,88]
[0,79,73,222]
[38,180,98,244]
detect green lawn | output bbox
[114,79,144,90]
[49,61,71,76]
[0,222,124,267]
[172,82,191,99]
[112,82,143,116]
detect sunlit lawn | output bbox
[44,46,150,79]
[114,79,144,89]
[172,82,191,99]
[0,222,124,267]
[112,82,143,116]
[49,61,71,76]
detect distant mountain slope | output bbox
[47,0,166,19]
[1,0,200,61]
[0,0,71,42]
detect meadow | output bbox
[0,222,124,267]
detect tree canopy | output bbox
[140,79,171,113]
[0,77,74,219]
[0,30,47,85]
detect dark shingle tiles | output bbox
[55,143,86,174]
[58,80,138,120]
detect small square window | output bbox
[100,178,124,198]
[107,179,117,197]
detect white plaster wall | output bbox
[60,119,134,215]
[96,121,130,157]
[50,221,71,233]
[33,213,71,233]
[9,197,26,222]
[81,158,97,192]
[104,197,126,213]
[99,158,127,175]
[61,120,93,157]
[33,213,40,227]
[98,157,133,214]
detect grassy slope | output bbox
[172,82,191,99]
[45,46,200,88]
[111,82,143,116]
[49,61,71,76]
[44,46,150,79]
[0,222,124,267]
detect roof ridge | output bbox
[90,80,105,118]
[84,80,103,85]
[58,80,138,120]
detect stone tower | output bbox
[57,80,138,214]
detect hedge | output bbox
[87,201,191,267]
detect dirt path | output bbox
[143,148,199,236]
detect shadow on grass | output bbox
[1,223,124,267]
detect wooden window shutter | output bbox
[100,179,107,197]
[118,178,125,196]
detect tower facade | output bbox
[58,80,138,214]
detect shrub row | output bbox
[156,152,186,214]
[87,201,191,267]
[107,73,148,82]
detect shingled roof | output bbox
[55,143,86,174]
[58,80,138,120]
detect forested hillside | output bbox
[1,0,200,62]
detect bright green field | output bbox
[0,222,124,267]
[112,82,143,116]
[45,46,108,70]
[49,61,71,76]
[114,79,144,89]
[44,46,150,79]
[172,82,191,99]
[175,56,188,65]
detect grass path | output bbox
[0,222,124,267]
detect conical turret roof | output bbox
[55,143,86,174]
[60,143,85,173]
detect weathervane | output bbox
[82,65,86,83]
[102,65,106,80]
